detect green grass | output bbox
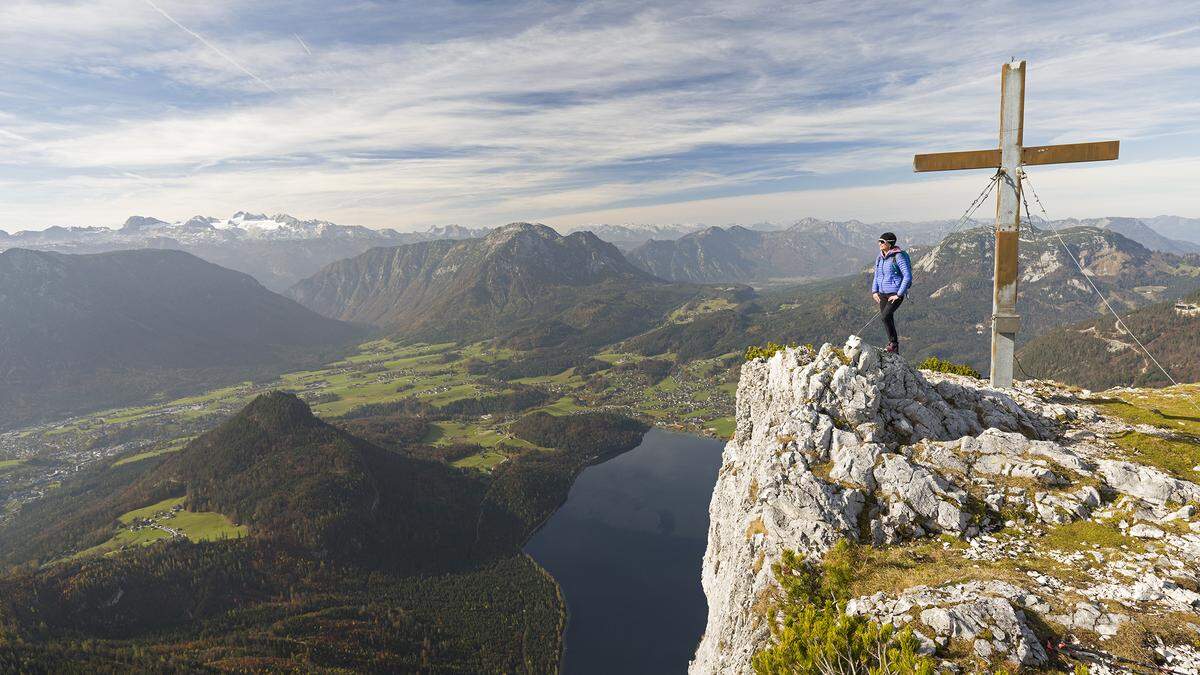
[651,377,680,393]
[313,382,412,416]
[73,497,248,560]
[113,437,192,467]
[419,383,482,406]
[592,351,645,364]
[452,451,509,471]
[709,417,735,438]
[1041,520,1137,551]
[458,341,518,362]
[1112,431,1200,481]
[423,421,539,449]
[1096,388,1200,436]
[0,458,26,474]
[514,368,580,385]
[118,497,186,524]
[536,397,583,415]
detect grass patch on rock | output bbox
[1040,519,1138,551]
[1112,431,1200,482]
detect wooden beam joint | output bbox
[913,140,1119,173]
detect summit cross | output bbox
[913,60,1119,388]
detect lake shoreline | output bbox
[525,428,725,674]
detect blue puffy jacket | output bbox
[872,248,912,296]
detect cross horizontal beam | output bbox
[912,140,1119,172]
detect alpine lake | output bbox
[525,429,726,674]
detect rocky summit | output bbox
[693,337,1200,673]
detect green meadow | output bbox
[73,497,248,560]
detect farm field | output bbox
[2,336,739,502]
[73,496,248,560]
[112,436,193,467]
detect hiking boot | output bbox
[884,342,898,354]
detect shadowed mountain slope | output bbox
[0,248,359,429]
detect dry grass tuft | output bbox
[746,517,767,541]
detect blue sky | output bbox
[2,0,1199,231]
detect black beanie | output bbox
[879,232,897,245]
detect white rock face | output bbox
[851,581,1047,666]
[690,338,1200,673]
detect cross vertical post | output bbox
[990,61,1025,388]
[912,60,1118,388]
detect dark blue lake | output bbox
[525,428,726,674]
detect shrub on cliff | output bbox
[917,356,982,379]
[752,541,934,675]
[745,342,797,361]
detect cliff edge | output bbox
[692,336,1200,673]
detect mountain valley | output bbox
[2,214,1200,672]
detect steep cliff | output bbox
[693,337,1200,672]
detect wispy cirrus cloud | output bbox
[1,0,1198,230]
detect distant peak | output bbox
[238,391,318,430]
[791,216,827,227]
[183,215,218,229]
[231,211,269,221]
[487,222,562,240]
[120,215,168,232]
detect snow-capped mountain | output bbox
[0,213,493,290]
[110,212,468,243]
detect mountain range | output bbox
[1046,216,1200,254]
[1141,215,1200,245]
[0,213,492,291]
[625,216,1200,285]
[0,248,358,429]
[288,222,715,348]
[5,212,1196,290]
[560,222,705,249]
[626,218,893,284]
[624,224,1200,372]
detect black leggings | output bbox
[878,296,904,344]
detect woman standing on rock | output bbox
[871,232,912,354]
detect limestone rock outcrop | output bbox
[691,338,1200,673]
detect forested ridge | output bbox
[1018,288,1200,389]
[0,392,649,671]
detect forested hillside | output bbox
[0,392,649,671]
[1018,288,1200,389]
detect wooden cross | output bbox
[912,60,1119,388]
